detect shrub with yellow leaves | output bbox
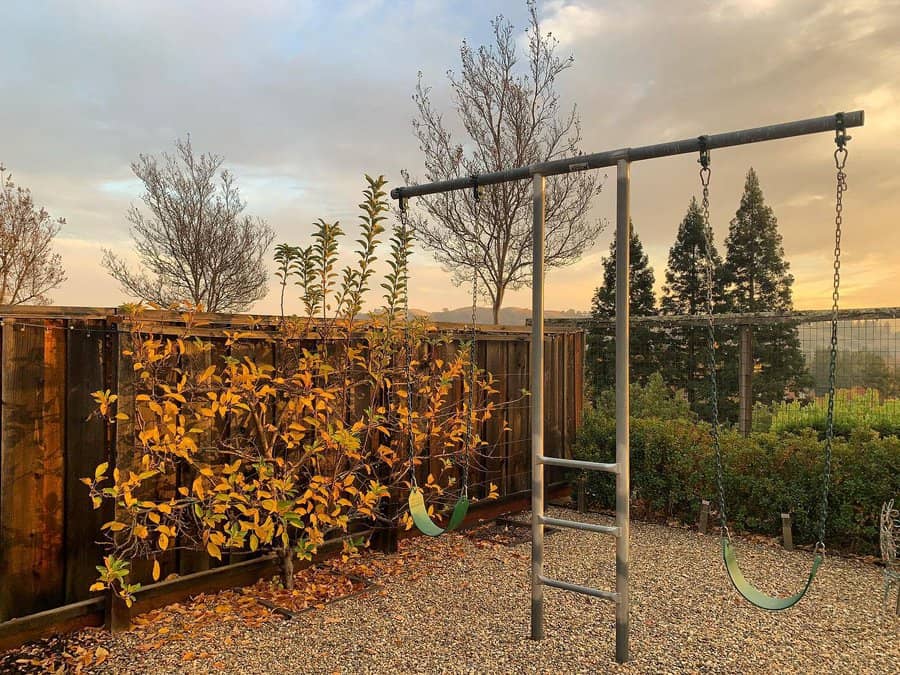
[84,175,507,605]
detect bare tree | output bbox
[403,1,604,323]
[0,165,66,305]
[103,138,275,312]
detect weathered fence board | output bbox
[64,320,110,603]
[507,339,530,494]
[0,321,66,621]
[483,339,508,496]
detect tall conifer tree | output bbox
[588,223,657,395]
[721,168,809,412]
[660,197,724,412]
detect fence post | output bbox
[699,500,710,534]
[738,325,753,435]
[781,513,794,550]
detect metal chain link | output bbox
[697,142,729,536]
[817,130,848,549]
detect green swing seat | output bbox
[408,486,469,537]
[722,538,823,611]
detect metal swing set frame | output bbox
[392,110,865,664]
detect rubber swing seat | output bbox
[408,486,470,537]
[722,538,823,611]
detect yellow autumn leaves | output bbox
[83,306,499,606]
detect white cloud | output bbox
[540,1,609,45]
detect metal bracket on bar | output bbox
[537,455,618,473]
[834,111,852,150]
[539,515,619,536]
[698,135,710,169]
[538,575,618,602]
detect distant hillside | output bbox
[414,306,588,326]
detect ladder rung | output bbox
[539,515,618,536]
[538,575,617,602]
[538,456,618,473]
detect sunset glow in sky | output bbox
[2,0,898,314]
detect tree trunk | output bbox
[280,549,294,590]
[491,285,505,325]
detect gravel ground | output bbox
[14,508,900,674]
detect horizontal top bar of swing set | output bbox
[390,111,864,200]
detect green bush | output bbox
[768,389,900,438]
[574,383,900,555]
[592,372,695,422]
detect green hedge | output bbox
[575,382,900,555]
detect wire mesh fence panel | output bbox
[577,308,899,436]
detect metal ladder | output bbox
[529,165,631,664]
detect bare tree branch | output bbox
[0,164,66,305]
[103,137,275,312]
[403,2,604,323]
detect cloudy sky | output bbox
[2,0,898,315]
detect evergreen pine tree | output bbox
[592,223,656,318]
[588,222,657,396]
[721,168,809,413]
[660,197,724,413]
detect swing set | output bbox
[393,110,865,664]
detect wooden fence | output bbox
[0,306,584,625]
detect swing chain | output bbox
[697,138,728,535]
[817,121,849,549]
[398,198,419,489]
[462,176,481,499]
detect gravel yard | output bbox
[7,508,899,674]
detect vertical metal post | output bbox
[615,159,631,664]
[530,173,546,640]
[739,325,753,435]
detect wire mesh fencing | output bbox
[558,307,900,436]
